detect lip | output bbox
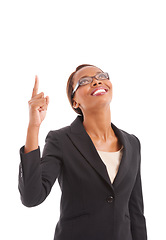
[91,87,108,96]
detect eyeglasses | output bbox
[72,72,109,97]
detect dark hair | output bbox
[66,64,100,115]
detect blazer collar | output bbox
[67,115,132,191]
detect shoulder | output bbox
[113,122,141,151]
[45,125,71,141]
[121,128,140,141]
[121,128,141,151]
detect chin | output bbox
[88,100,112,112]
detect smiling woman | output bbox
[18,64,148,240]
[67,64,112,117]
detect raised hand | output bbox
[28,76,49,128]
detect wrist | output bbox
[28,123,40,131]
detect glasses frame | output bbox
[72,72,109,97]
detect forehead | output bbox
[73,66,103,84]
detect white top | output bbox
[97,146,124,184]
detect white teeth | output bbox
[92,89,106,95]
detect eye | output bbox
[97,73,108,79]
[79,78,91,85]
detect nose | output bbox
[91,78,102,87]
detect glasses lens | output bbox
[79,77,92,86]
[96,72,109,80]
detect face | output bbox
[72,66,113,115]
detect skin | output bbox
[24,67,122,153]
[24,76,49,153]
[72,66,122,152]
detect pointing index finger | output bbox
[32,75,39,98]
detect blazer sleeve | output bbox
[129,137,148,240]
[18,131,63,207]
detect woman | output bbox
[18,64,148,240]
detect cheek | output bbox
[76,86,90,101]
[108,81,112,89]
[108,82,113,95]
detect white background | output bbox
[0,0,166,239]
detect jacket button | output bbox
[106,196,114,203]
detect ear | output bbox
[72,99,79,109]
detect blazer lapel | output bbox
[67,116,132,191]
[110,123,132,189]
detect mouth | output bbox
[91,87,108,96]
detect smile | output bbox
[91,87,108,96]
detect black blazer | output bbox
[19,115,147,240]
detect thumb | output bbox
[45,96,49,105]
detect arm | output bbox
[129,139,148,240]
[19,131,63,207]
[24,75,49,153]
[18,76,58,207]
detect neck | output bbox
[82,106,114,141]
